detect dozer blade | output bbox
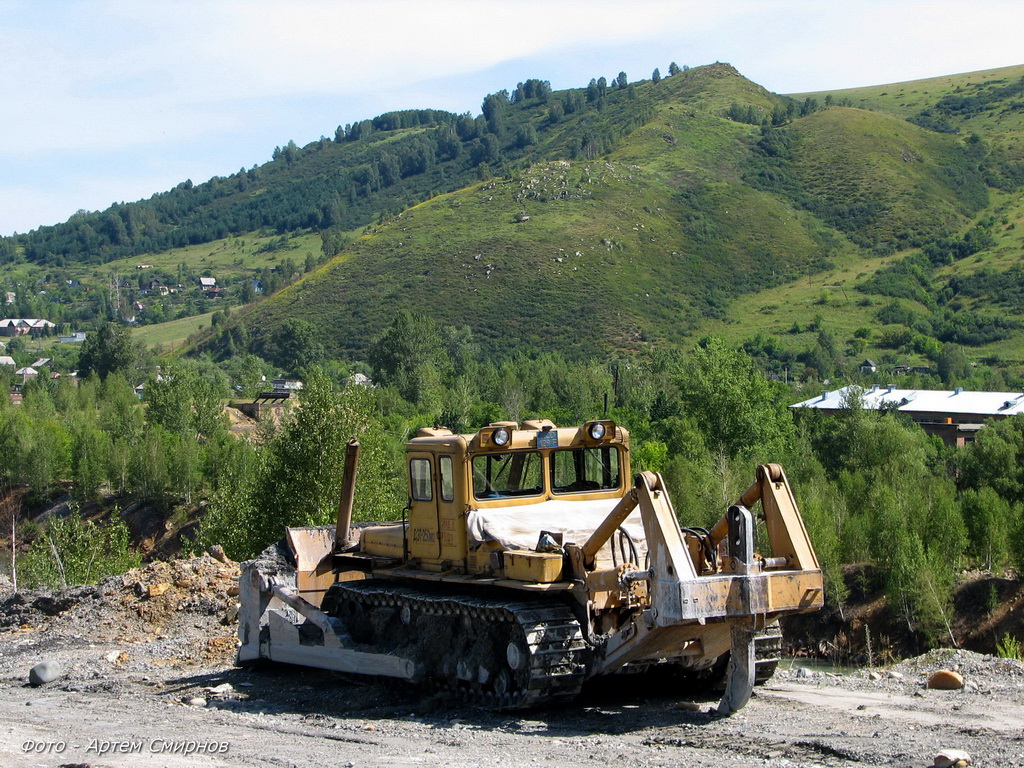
[717,619,756,714]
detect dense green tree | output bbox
[652,67,662,83]
[673,338,794,461]
[77,323,145,380]
[958,415,1024,505]
[959,486,1014,570]
[69,417,112,500]
[201,368,401,559]
[937,343,970,383]
[368,311,452,405]
[263,317,325,375]
[145,362,228,439]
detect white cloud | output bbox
[1,0,1022,233]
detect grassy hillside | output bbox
[5,59,1024,384]
[790,64,1024,134]
[201,62,1013,367]
[208,66,830,359]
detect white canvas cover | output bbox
[467,497,648,567]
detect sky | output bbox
[1,0,1022,236]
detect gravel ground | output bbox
[1,557,1022,768]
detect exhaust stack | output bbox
[334,439,360,551]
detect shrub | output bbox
[21,507,140,588]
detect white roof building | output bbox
[0,318,56,336]
[791,384,1024,445]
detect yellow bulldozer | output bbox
[238,420,823,713]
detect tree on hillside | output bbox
[77,323,144,380]
[652,68,662,83]
[263,318,325,375]
[669,62,682,76]
[200,368,401,559]
[616,71,628,89]
[937,343,970,384]
[673,337,793,461]
[368,311,452,407]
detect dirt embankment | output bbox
[2,557,1024,768]
[783,565,1024,664]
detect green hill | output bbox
[5,60,1024,381]
[790,64,1024,134]
[200,63,1016,367]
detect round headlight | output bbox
[493,427,511,446]
[588,422,606,440]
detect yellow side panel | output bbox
[362,524,407,558]
[504,551,564,583]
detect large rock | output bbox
[927,670,965,690]
[933,748,972,767]
[29,660,63,686]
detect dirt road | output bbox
[2,557,1022,768]
[3,650,1023,768]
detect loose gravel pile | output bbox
[0,554,240,685]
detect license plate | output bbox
[536,431,558,449]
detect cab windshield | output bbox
[551,447,621,494]
[472,451,543,499]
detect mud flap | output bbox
[717,619,756,714]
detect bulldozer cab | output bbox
[393,419,629,572]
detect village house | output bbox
[0,318,56,337]
[198,276,221,298]
[791,384,1024,447]
[271,378,303,394]
[14,366,38,383]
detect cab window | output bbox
[472,451,543,499]
[410,458,433,501]
[439,456,455,502]
[551,447,620,493]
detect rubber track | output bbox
[328,581,589,709]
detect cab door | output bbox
[436,454,468,563]
[407,453,441,560]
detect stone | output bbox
[928,670,965,690]
[933,748,972,767]
[208,544,230,564]
[795,666,815,679]
[868,671,882,680]
[29,661,63,686]
[147,583,171,598]
[185,697,207,707]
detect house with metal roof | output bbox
[791,384,1024,446]
[0,318,56,337]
